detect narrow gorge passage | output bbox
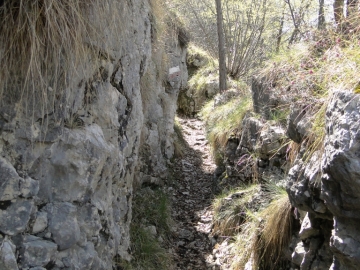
[171,116,218,269]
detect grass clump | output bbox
[0,0,121,109]
[302,101,327,163]
[230,186,293,270]
[212,184,260,237]
[119,188,173,270]
[200,94,252,159]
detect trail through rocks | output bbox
[170,116,228,269]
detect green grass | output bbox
[200,95,252,157]
[118,188,173,270]
[269,106,290,127]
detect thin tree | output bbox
[318,0,326,29]
[334,0,344,25]
[215,0,227,92]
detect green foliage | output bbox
[119,188,173,270]
[269,106,290,127]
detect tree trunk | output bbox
[276,8,285,52]
[318,0,326,29]
[215,0,227,92]
[334,0,344,25]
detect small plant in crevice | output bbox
[269,106,290,127]
[117,187,173,270]
[64,113,85,129]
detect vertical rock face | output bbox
[0,1,187,269]
[322,91,360,269]
[286,90,360,269]
[219,72,360,268]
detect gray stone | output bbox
[0,156,21,201]
[0,199,33,235]
[321,91,360,269]
[178,229,194,241]
[46,202,80,250]
[0,240,18,270]
[77,205,101,240]
[32,212,48,234]
[256,125,286,159]
[237,116,263,153]
[0,0,188,268]
[299,213,320,240]
[292,241,305,266]
[55,242,97,269]
[300,238,322,269]
[330,217,360,269]
[20,236,57,268]
[20,176,39,198]
[286,104,311,143]
[144,226,157,236]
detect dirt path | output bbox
[170,116,219,269]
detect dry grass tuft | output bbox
[253,190,293,269]
[212,184,260,237]
[0,0,122,114]
[231,186,293,270]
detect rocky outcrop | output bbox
[0,1,187,269]
[322,91,360,269]
[216,72,360,269]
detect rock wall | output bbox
[218,74,360,269]
[0,1,187,269]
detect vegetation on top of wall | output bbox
[0,0,125,111]
[215,184,293,270]
[200,93,252,164]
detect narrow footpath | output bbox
[170,116,220,269]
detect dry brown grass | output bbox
[212,185,259,237]
[253,191,293,270]
[231,187,293,270]
[0,0,123,115]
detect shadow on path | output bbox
[170,116,219,269]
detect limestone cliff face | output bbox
[0,1,187,269]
